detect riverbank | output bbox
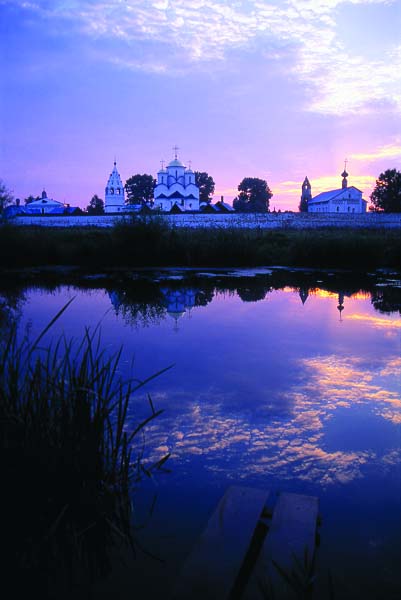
[1,221,401,269]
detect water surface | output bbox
[2,268,400,599]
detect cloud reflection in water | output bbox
[134,353,401,488]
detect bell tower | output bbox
[105,161,125,213]
[300,176,311,212]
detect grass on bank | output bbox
[0,218,401,269]
[1,299,170,598]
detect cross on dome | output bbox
[340,158,349,189]
[172,145,179,159]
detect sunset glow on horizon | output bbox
[1,0,400,209]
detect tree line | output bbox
[1,168,401,215]
[107,172,273,212]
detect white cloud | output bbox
[8,0,401,115]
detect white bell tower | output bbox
[105,161,125,213]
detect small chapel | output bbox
[24,190,66,215]
[153,147,200,212]
[302,165,367,213]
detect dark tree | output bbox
[299,197,308,213]
[0,180,13,214]
[233,177,272,212]
[86,194,104,215]
[370,169,401,213]
[125,174,156,205]
[194,171,215,204]
[24,195,40,205]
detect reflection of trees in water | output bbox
[236,284,272,302]
[371,287,401,315]
[108,283,215,328]
[113,299,167,328]
[0,288,25,339]
[105,271,401,327]
[3,269,400,331]
[109,290,167,328]
[194,289,214,307]
[108,283,167,328]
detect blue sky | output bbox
[1,0,400,209]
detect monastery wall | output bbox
[6,212,401,229]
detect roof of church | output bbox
[309,185,362,203]
[168,158,185,168]
[215,200,234,211]
[106,161,124,188]
[26,197,63,207]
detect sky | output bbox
[1,0,400,210]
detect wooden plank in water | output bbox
[172,485,269,600]
[243,492,319,600]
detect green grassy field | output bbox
[1,220,400,269]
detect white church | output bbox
[153,148,200,212]
[104,149,200,213]
[302,166,367,213]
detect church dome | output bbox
[168,158,185,168]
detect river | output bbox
[1,267,400,599]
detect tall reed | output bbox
[0,299,170,597]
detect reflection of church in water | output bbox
[161,287,197,329]
[298,288,346,320]
[107,286,200,330]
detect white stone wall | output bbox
[6,212,401,229]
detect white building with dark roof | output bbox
[304,167,367,214]
[24,190,65,215]
[153,148,200,212]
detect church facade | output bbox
[24,190,66,215]
[153,150,200,212]
[302,168,367,213]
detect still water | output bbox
[2,268,401,598]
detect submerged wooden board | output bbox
[172,485,269,600]
[243,492,319,600]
